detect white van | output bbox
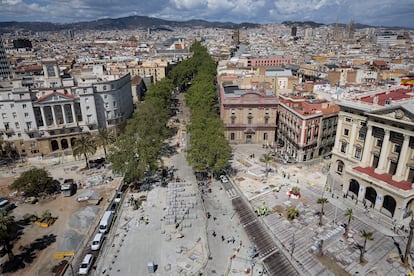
[91,232,104,251]
[99,211,114,233]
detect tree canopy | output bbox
[10,168,59,197]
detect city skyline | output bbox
[0,0,413,29]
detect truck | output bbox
[98,211,114,233]
[61,179,76,197]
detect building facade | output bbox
[0,39,12,80]
[328,87,414,225]
[277,94,339,162]
[0,60,133,158]
[220,83,278,145]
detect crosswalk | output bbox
[226,188,238,199]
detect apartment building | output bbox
[328,87,414,224]
[0,39,12,80]
[277,94,339,162]
[0,60,133,158]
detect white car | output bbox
[78,254,95,275]
[114,192,122,204]
[220,175,229,183]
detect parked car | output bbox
[78,254,95,275]
[114,192,122,204]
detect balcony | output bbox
[24,128,38,134]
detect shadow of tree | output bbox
[2,234,57,273]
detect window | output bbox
[15,122,20,129]
[12,112,17,118]
[0,104,3,110]
[85,98,89,103]
[113,101,117,107]
[103,85,107,91]
[345,117,352,122]
[26,122,32,130]
[393,144,401,154]
[340,141,347,153]
[83,88,87,94]
[104,95,108,99]
[360,121,366,127]
[22,104,27,109]
[231,117,235,124]
[230,133,235,140]
[263,133,268,140]
[337,161,344,173]
[24,112,29,118]
[231,109,236,115]
[389,160,397,175]
[1,113,6,119]
[354,146,362,159]
[10,104,14,108]
[264,117,269,124]
[343,128,349,136]
[358,131,365,141]
[376,139,383,147]
[104,103,109,109]
[86,106,90,110]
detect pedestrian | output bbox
[221,235,225,241]
[213,231,216,237]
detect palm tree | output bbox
[0,209,15,261]
[344,208,354,237]
[72,135,97,169]
[260,153,273,177]
[287,206,299,220]
[317,198,329,226]
[359,230,374,263]
[95,128,116,159]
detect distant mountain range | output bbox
[0,16,259,34]
[0,16,409,34]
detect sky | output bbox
[1,0,413,28]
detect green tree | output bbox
[344,208,354,237]
[287,206,299,220]
[359,230,374,263]
[72,135,97,169]
[10,168,58,197]
[317,198,329,226]
[95,128,116,159]
[260,153,273,177]
[0,210,15,261]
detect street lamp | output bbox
[404,214,414,266]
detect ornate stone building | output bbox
[0,60,133,158]
[328,87,414,225]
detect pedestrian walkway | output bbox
[230,144,412,275]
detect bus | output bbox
[98,211,114,233]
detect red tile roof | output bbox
[353,166,412,190]
[359,88,412,105]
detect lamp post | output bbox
[404,214,414,266]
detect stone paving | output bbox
[231,144,412,276]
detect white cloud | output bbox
[1,0,21,4]
[0,0,412,28]
[170,0,205,10]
